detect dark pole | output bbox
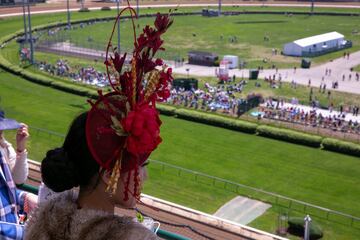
[218,0,221,16]
[136,0,139,16]
[26,0,34,64]
[311,0,314,14]
[117,0,120,53]
[22,0,28,43]
[67,0,71,29]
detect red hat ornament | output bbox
[86,1,173,200]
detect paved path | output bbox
[170,51,360,95]
[214,196,271,225]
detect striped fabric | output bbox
[0,151,25,239]
[0,221,24,240]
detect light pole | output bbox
[22,0,28,43]
[186,68,190,79]
[218,0,222,16]
[67,0,71,29]
[136,0,139,16]
[26,0,34,64]
[117,0,121,53]
[304,215,312,240]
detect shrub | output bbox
[22,71,53,86]
[322,138,360,157]
[78,8,90,12]
[175,109,258,134]
[101,6,111,11]
[288,217,323,240]
[156,104,176,116]
[50,81,89,96]
[0,55,22,75]
[87,91,98,99]
[256,125,322,147]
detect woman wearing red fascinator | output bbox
[24,3,173,239]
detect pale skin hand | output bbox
[26,193,38,214]
[16,124,29,152]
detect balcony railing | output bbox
[17,183,191,240]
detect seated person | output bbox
[0,150,37,240]
[0,111,37,239]
[0,110,29,184]
[25,112,157,239]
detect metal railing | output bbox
[149,160,360,229]
[17,183,190,240]
[36,36,181,63]
[25,126,360,229]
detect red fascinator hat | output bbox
[86,3,173,198]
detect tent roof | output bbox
[294,32,344,47]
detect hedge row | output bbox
[78,8,90,12]
[101,6,111,11]
[156,104,176,116]
[256,125,323,148]
[165,107,360,157]
[174,109,258,134]
[322,138,360,157]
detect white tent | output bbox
[223,55,239,69]
[283,32,345,57]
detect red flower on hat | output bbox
[122,104,162,155]
[155,12,173,33]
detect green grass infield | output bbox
[1,70,360,239]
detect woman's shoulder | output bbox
[24,192,78,240]
[25,193,158,240]
[73,212,158,240]
[113,218,158,240]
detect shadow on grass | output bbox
[69,103,87,109]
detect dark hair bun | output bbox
[41,148,79,192]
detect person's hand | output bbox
[16,123,29,152]
[25,193,38,214]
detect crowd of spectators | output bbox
[168,81,247,114]
[261,98,360,134]
[37,60,108,87]
[34,59,360,136]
